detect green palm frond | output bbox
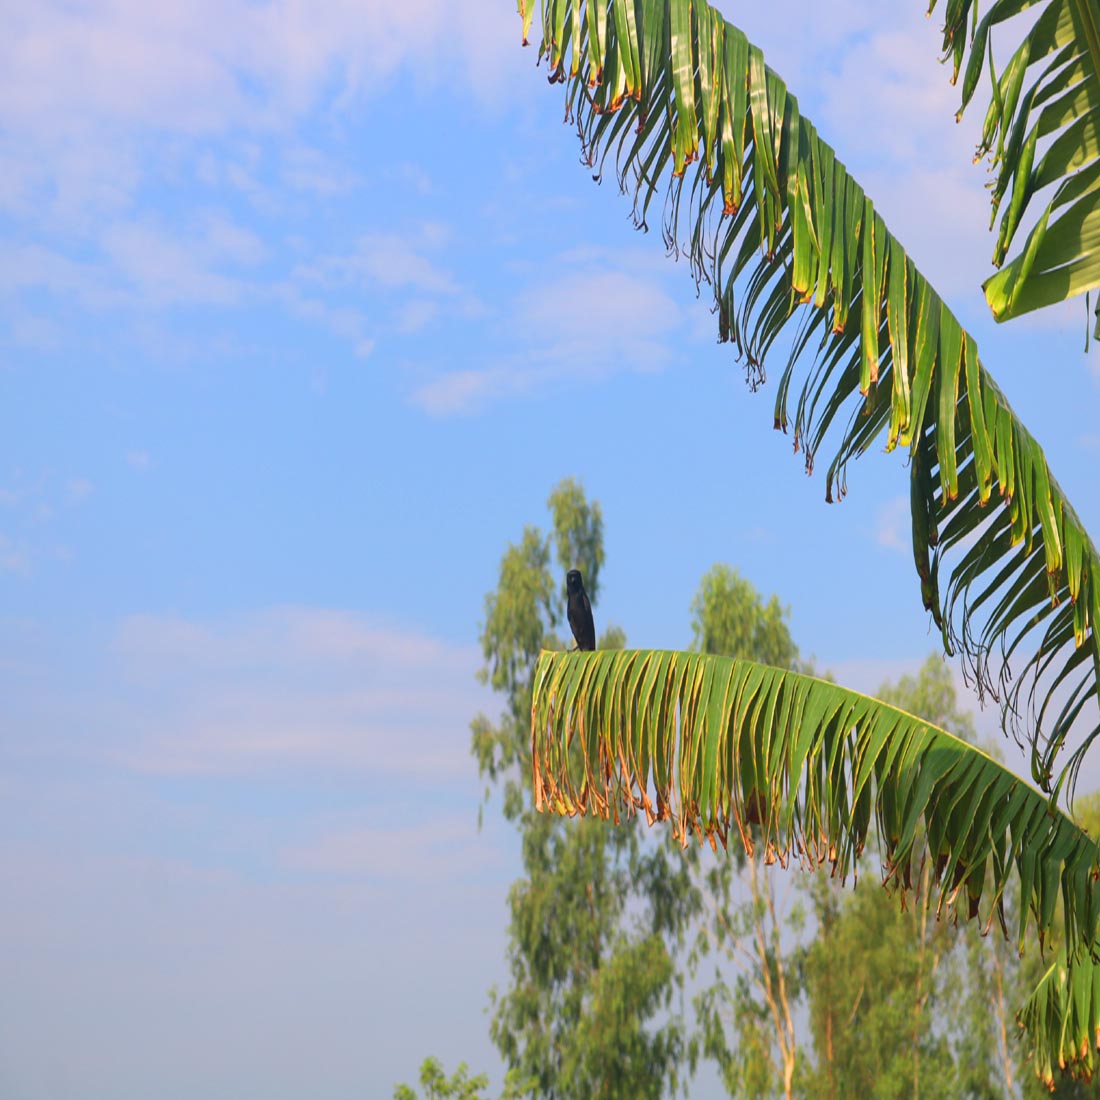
[1020,951,1100,1086]
[531,647,1100,1076]
[517,0,1100,795]
[930,0,1100,324]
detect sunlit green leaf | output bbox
[532,649,1100,951]
[930,0,1100,321]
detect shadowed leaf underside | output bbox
[1021,949,1100,1086]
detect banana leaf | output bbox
[532,647,1100,1081]
[518,0,1100,798]
[929,0,1100,325]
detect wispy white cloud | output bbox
[414,368,508,416]
[274,283,375,358]
[280,223,481,356]
[412,263,683,415]
[395,299,440,334]
[0,470,46,509]
[819,28,965,164]
[0,534,29,575]
[5,309,64,350]
[66,478,94,501]
[0,243,127,307]
[282,815,500,881]
[110,607,489,778]
[0,0,520,226]
[194,143,267,203]
[299,229,461,296]
[0,0,521,382]
[874,495,909,553]
[117,607,464,668]
[1,207,268,309]
[101,220,248,306]
[0,468,101,575]
[197,210,268,266]
[728,1,893,92]
[280,145,359,196]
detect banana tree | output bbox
[517,0,1100,799]
[514,0,1100,1080]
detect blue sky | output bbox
[3,2,1100,1098]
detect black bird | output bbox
[566,569,596,651]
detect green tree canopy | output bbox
[690,564,800,672]
[394,1058,491,1100]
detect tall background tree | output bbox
[470,478,697,1100]
[469,491,823,1098]
[801,661,985,1100]
[687,564,807,1100]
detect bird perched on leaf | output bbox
[566,569,596,651]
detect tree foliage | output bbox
[690,564,800,672]
[393,1057,534,1100]
[394,1058,491,1100]
[472,480,697,1100]
[461,486,1100,1095]
[547,476,605,607]
[803,875,959,1100]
